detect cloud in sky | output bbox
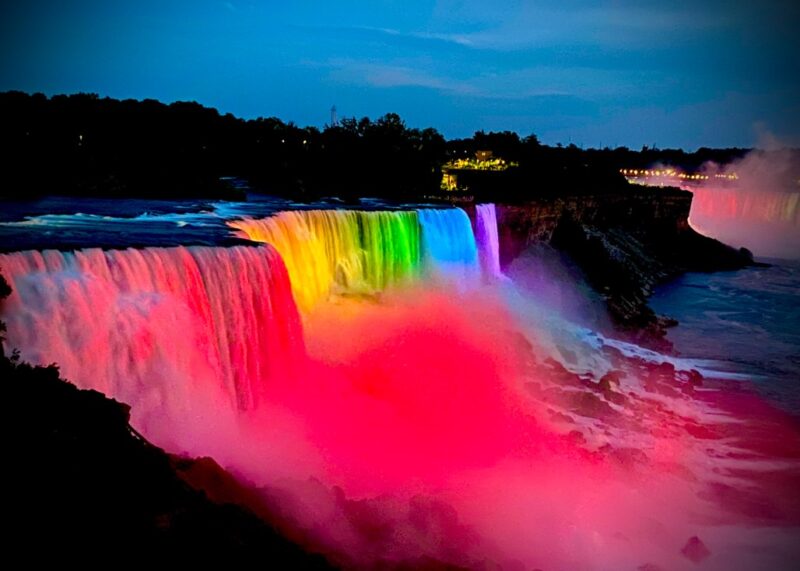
[1,0,798,148]
[322,56,666,103]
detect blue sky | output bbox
[1,1,798,149]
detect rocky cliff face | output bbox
[491,186,754,347]
[495,187,692,260]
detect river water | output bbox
[651,259,800,416]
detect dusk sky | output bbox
[2,0,798,149]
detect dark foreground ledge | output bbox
[0,352,332,565]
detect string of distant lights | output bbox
[620,169,739,181]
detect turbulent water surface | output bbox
[651,259,800,415]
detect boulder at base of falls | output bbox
[681,535,711,563]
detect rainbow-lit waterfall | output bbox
[1,206,497,412]
[229,207,484,310]
[228,210,422,311]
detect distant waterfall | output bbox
[417,208,480,287]
[688,185,800,259]
[229,210,422,311]
[474,204,503,279]
[0,245,303,413]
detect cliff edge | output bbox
[492,186,754,347]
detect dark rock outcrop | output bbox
[0,353,332,565]
[681,535,711,563]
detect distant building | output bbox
[441,150,517,191]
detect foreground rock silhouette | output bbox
[0,351,332,564]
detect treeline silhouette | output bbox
[0,91,749,201]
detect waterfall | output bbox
[417,207,480,287]
[688,185,800,259]
[228,210,422,311]
[0,245,303,415]
[0,206,489,427]
[474,203,503,279]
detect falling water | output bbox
[474,203,503,279]
[0,245,303,415]
[417,207,480,286]
[228,210,421,311]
